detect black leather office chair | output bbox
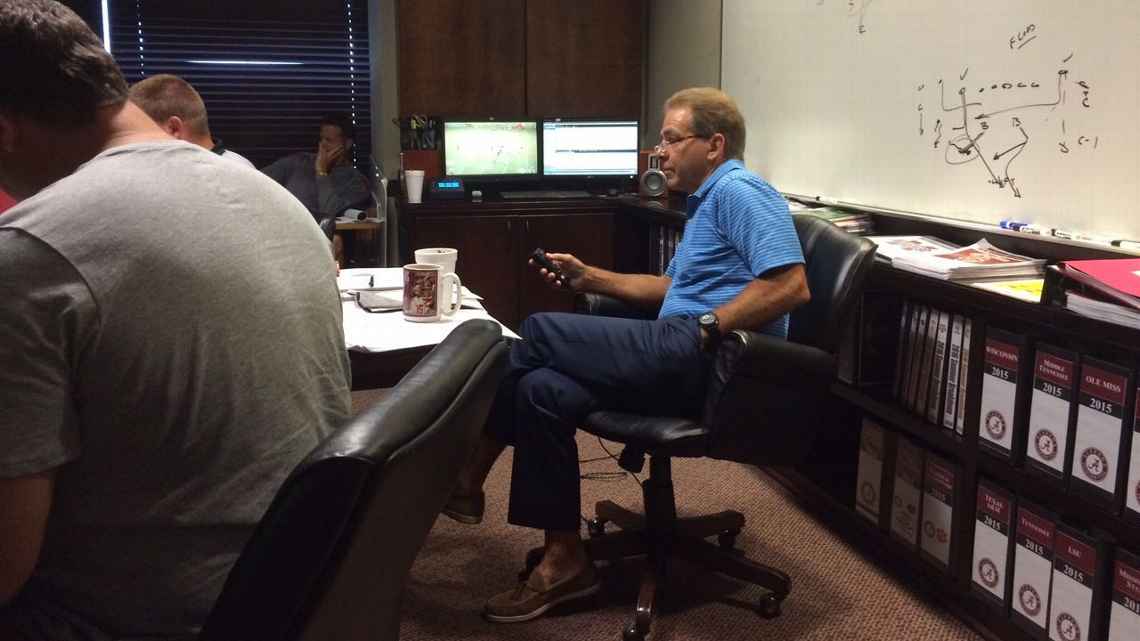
[566,214,876,640]
[199,319,507,641]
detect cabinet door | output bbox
[525,0,644,117]
[414,216,520,328]
[398,0,525,116]
[520,213,615,319]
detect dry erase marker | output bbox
[1018,224,1049,235]
[1111,239,1140,251]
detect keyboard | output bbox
[500,190,593,200]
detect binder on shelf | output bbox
[915,308,941,420]
[942,314,965,432]
[893,300,912,400]
[1125,387,1140,526]
[955,317,975,437]
[1108,547,1140,641]
[905,305,929,412]
[842,293,904,388]
[856,417,890,526]
[978,327,1031,461]
[1011,501,1058,640]
[971,479,1016,610]
[1070,357,1134,511]
[890,437,925,549]
[927,310,951,425]
[1025,344,1080,485]
[920,453,958,572]
[1047,526,1108,641]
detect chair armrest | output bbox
[712,329,836,386]
[574,293,659,320]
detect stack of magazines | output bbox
[869,236,1045,280]
[793,205,875,235]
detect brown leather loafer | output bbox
[441,490,484,524]
[483,564,600,623]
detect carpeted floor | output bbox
[389,430,983,641]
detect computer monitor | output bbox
[541,119,639,177]
[442,120,539,177]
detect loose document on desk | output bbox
[338,268,519,352]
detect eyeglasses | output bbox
[654,135,704,155]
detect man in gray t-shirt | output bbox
[0,3,351,640]
[262,112,371,219]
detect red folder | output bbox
[1056,260,1140,312]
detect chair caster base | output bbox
[622,620,648,641]
[757,594,783,619]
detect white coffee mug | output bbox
[414,247,458,276]
[402,263,462,322]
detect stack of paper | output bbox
[1065,292,1140,329]
[879,238,1045,281]
[799,206,875,235]
[868,235,959,263]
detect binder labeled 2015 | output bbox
[1011,501,1057,640]
[1125,388,1140,525]
[1108,547,1140,641]
[890,437,924,548]
[978,327,1030,460]
[1070,357,1134,510]
[971,480,1015,609]
[920,453,957,571]
[856,417,889,526]
[1048,526,1107,641]
[1025,344,1079,484]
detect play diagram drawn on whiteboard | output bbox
[915,43,1097,199]
[816,0,877,35]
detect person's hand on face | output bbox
[315,141,344,175]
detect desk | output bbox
[340,268,518,389]
[335,218,384,267]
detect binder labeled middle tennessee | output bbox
[1026,344,1079,483]
[1070,357,1134,509]
[971,480,1015,608]
[978,327,1029,460]
[1109,547,1140,641]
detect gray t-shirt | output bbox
[261,152,370,218]
[0,141,352,640]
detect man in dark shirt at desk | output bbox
[442,87,811,622]
[0,2,351,639]
[261,111,371,220]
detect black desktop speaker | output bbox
[639,153,667,197]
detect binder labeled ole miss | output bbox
[1070,357,1134,509]
[1011,501,1057,640]
[971,480,1015,608]
[1025,344,1079,484]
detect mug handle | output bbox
[442,272,463,315]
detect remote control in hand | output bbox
[529,248,567,286]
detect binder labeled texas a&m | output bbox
[1025,343,1079,485]
[1048,526,1108,641]
[971,480,1015,609]
[1070,357,1134,510]
[920,453,958,572]
[978,327,1031,461]
[1125,387,1140,525]
[1108,547,1140,641]
[1011,501,1057,640]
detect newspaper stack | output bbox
[869,236,1045,280]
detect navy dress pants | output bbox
[485,312,709,532]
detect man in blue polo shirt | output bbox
[445,87,810,623]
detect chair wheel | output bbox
[757,595,782,619]
[622,621,647,641]
[717,531,737,550]
[588,517,608,538]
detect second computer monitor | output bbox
[443,120,539,177]
[541,119,638,177]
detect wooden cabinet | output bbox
[397,0,643,118]
[397,0,525,116]
[518,213,614,320]
[525,0,644,118]
[414,215,518,326]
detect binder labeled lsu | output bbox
[1070,357,1134,511]
[1047,526,1108,641]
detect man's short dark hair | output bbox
[320,112,355,140]
[0,0,128,127]
[129,74,211,137]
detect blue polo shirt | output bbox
[658,159,803,338]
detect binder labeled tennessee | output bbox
[978,327,1030,460]
[1070,357,1134,509]
[1125,387,1140,525]
[890,437,924,548]
[920,453,957,571]
[1109,547,1140,641]
[971,480,1015,608]
[1011,501,1057,640]
[856,417,889,525]
[1025,344,1079,484]
[1048,526,1107,641]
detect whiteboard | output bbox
[722,1,1140,240]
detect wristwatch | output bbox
[698,312,721,351]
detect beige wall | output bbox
[369,0,400,179]
[643,0,722,148]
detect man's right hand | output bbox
[315,143,344,176]
[529,251,588,290]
